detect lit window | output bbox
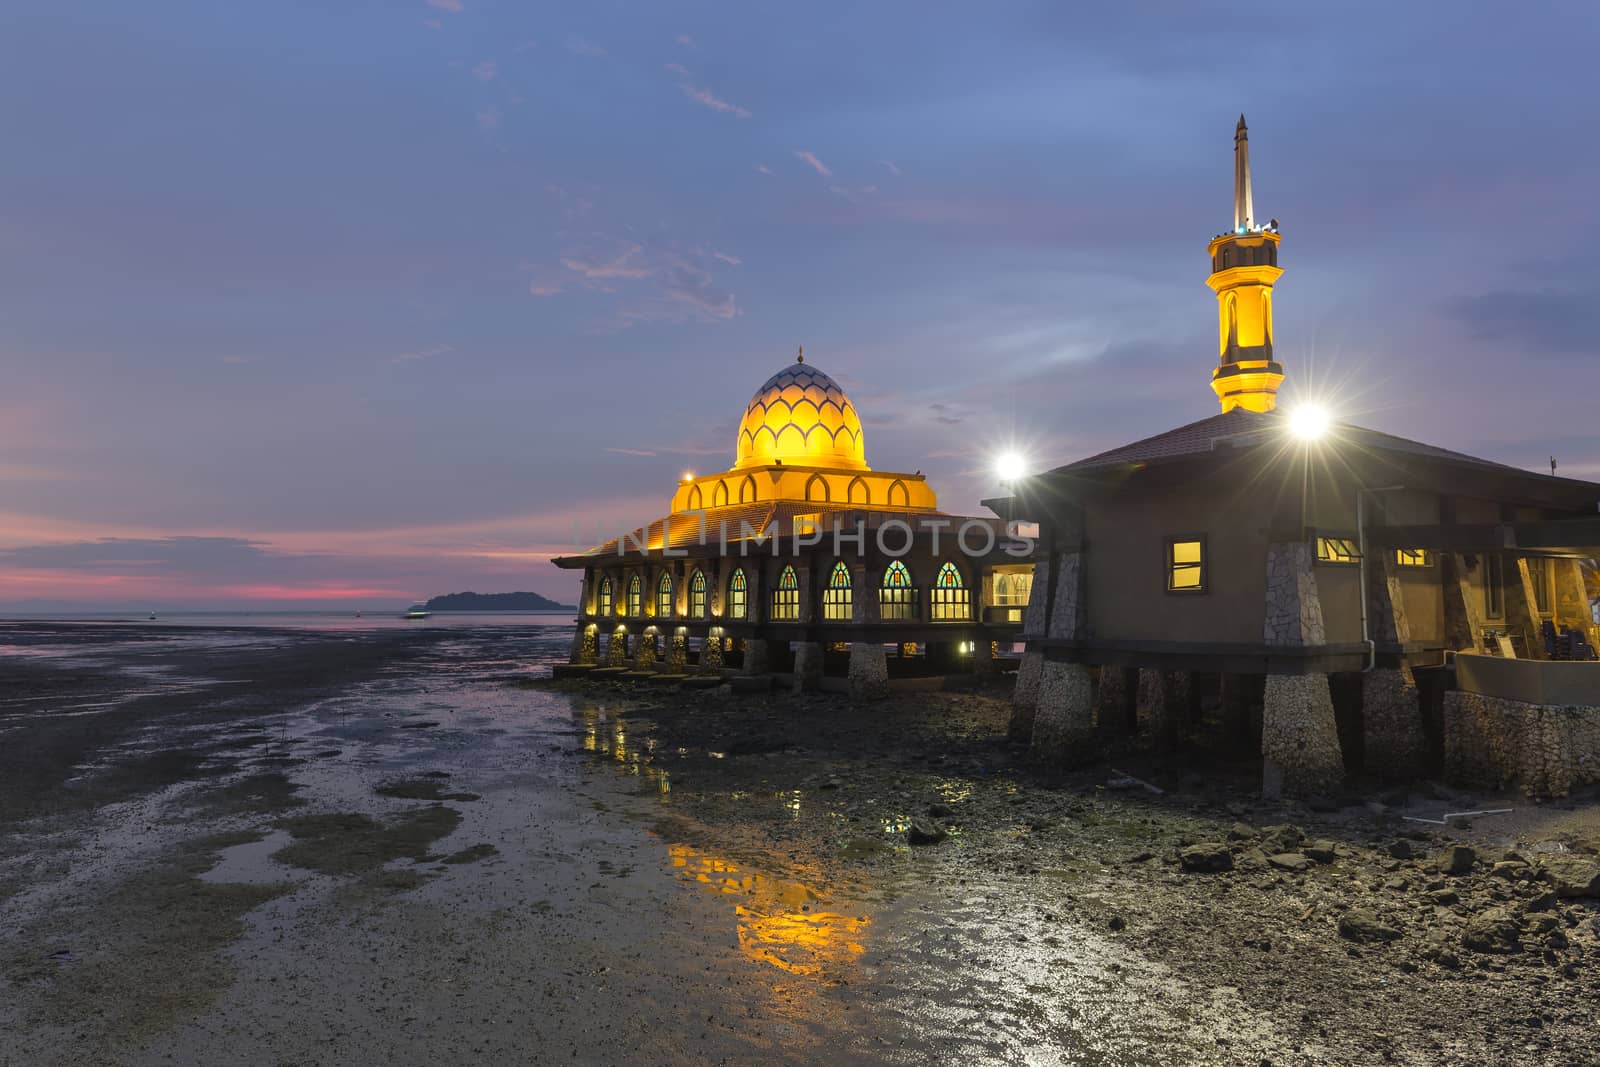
[931,562,971,621]
[1167,539,1206,592]
[823,561,853,621]
[726,569,747,620]
[992,570,1033,606]
[879,561,917,621]
[656,573,673,618]
[689,569,707,619]
[771,565,800,621]
[626,574,642,617]
[597,576,613,617]
[1485,554,1505,619]
[1395,549,1431,568]
[1315,537,1361,564]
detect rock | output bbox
[1426,888,1460,906]
[1268,852,1313,873]
[1261,824,1305,852]
[907,818,947,846]
[1388,840,1414,861]
[1179,843,1234,873]
[1539,855,1600,899]
[1490,860,1530,880]
[1108,914,1126,932]
[1227,822,1255,841]
[1463,909,1522,954]
[927,802,954,818]
[1304,840,1337,864]
[1440,845,1476,876]
[1523,891,1558,913]
[1339,909,1402,943]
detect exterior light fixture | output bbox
[682,471,694,482]
[995,452,1026,482]
[1288,404,1331,441]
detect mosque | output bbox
[552,351,1036,697]
[557,116,1600,799]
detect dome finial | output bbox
[796,345,804,364]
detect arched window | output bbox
[687,485,703,510]
[713,480,729,507]
[597,576,614,617]
[726,568,748,620]
[656,572,674,618]
[887,479,909,507]
[740,475,757,504]
[626,574,642,617]
[847,477,870,505]
[805,474,830,503]
[771,565,800,621]
[931,562,970,621]
[689,569,707,619]
[822,561,852,621]
[879,560,917,621]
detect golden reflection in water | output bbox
[668,844,869,980]
[578,706,670,796]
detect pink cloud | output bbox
[793,150,832,178]
[426,0,463,12]
[472,59,498,81]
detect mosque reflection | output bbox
[579,704,669,795]
[668,844,870,979]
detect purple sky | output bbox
[3,2,1598,609]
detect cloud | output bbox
[476,108,501,131]
[423,18,442,31]
[605,447,657,457]
[472,59,497,81]
[711,251,741,266]
[392,344,453,363]
[565,35,606,58]
[793,150,832,178]
[541,238,740,325]
[660,259,737,321]
[880,159,902,176]
[664,65,751,118]
[1446,288,1600,355]
[753,164,773,176]
[675,33,695,47]
[426,0,463,12]
[928,402,964,425]
[560,242,653,285]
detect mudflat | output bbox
[2,622,1597,1066]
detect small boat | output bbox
[404,609,431,620]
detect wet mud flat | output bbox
[555,675,1600,1067]
[1,622,1597,1065]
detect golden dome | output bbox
[735,357,867,470]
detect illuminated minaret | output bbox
[1207,115,1284,413]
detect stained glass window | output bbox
[597,576,613,617]
[823,561,853,621]
[931,562,970,621]
[771,565,800,621]
[689,570,707,619]
[727,569,747,620]
[657,572,674,618]
[626,574,642,616]
[879,561,916,621]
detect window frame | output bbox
[1484,553,1505,619]
[597,576,613,617]
[656,572,673,619]
[688,569,707,619]
[626,574,642,617]
[1165,536,1208,594]
[770,565,800,622]
[930,561,971,621]
[1395,548,1432,568]
[1314,536,1362,565]
[726,568,747,620]
[879,561,918,621]
[822,561,853,622]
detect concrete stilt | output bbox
[666,628,688,673]
[699,629,725,674]
[793,641,823,692]
[1031,661,1095,765]
[847,643,889,700]
[1137,668,1178,747]
[606,627,630,667]
[570,623,598,665]
[742,638,771,676]
[1262,673,1344,797]
[1361,667,1425,777]
[632,629,658,670]
[1096,665,1137,736]
[1009,650,1044,741]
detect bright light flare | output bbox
[995,452,1026,482]
[1287,405,1331,441]
[682,471,694,482]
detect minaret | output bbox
[1207,114,1284,413]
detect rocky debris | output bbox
[927,802,954,819]
[1339,909,1402,943]
[1261,824,1305,853]
[1539,854,1600,899]
[1179,843,1234,873]
[1440,844,1476,876]
[1226,822,1254,841]
[1304,840,1337,864]
[1107,914,1126,932]
[1387,840,1414,860]
[906,818,947,846]
[1462,908,1522,954]
[1426,888,1460,905]
[1267,852,1312,873]
[1490,859,1532,881]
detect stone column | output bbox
[1441,552,1484,651]
[1554,558,1593,631]
[1362,552,1425,776]
[666,627,688,673]
[1261,541,1343,797]
[1096,665,1137,737]
[633,628,658,670]
[1218,673,1260,749]
[846,559,888,699]
[569,623,598,665]
[1137,668,1179,748]
[1031,553,1094,764]
[742,638,771,676]
[1509,558,1545,659]
[699,627,725,674]
[606,626,630,667]
[793,642,824,692]
[1007,556,1051,741]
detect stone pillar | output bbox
[847,643,889,700]
[1166,670,1195,727]
[606,626,630,667]
[666,627,688,674]
[633,628,658,670]
[699,627,725,674]
[793,641,824,692]
[1508,558,1545,659]
[1218,673,1260,748]
[569,623,598,665]
[971,639,999,675]
[1261,541,1343,795]
[1030,661,1095,765]
[1096,665,1137,737]
[1361,552,1425,775]
[1441,552,1484,651]
[1554,558,1593,631]
[1009,650,1044,741]
[1137,668,1179,748]
[742,638,771,676]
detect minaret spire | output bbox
[1233,114,1253,231]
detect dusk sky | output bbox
[3,2,1598,609]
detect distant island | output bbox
[418,591,575,612]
